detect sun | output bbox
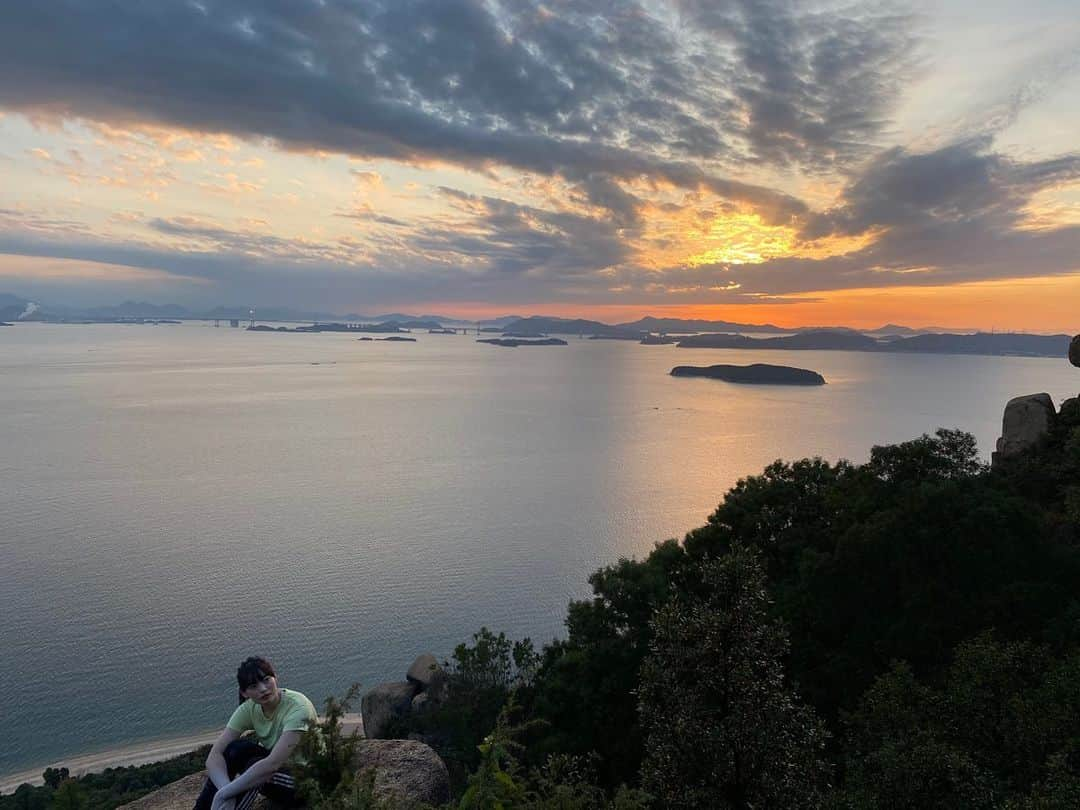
[685,212,797,267]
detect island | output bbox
[671,363,826,385]
[677,330,877,351]
[359,336,416,342]
[478,337,569,347]
[675,329,1070,357]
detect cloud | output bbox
[803,137,1080,239]
[0,0,917,220]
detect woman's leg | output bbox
[192,739,299,810]
[255,769,298,809]
[192,740,270,810]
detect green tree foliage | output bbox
[458,699,651,810]
[0,748,209,810]
[518,421,1080,794]
[48,782,87,810]
[839,633,1080,808]
[399,628,539,794]
[681,428,1080,720]
[520,539,689,787]
[295,684,375,809]
[40,771,68,791]
[638,548,830,809]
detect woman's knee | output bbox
[223,738,266,772]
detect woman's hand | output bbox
[210,791,236,810]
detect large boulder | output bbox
[406,653,444,689]
[1070,334,1080,368]
[352,739,450,807]
[116,774,269,810]
[361,681,417,740]
[993,393,1056,465]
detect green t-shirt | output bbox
[227,688,317,759]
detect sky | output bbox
[1,0,1078,329]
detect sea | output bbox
[2,322,1077,781]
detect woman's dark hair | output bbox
[236,656,276,704]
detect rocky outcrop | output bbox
[352,739,450,806]
[118,739,451,810]
[362,654,450,739]
[1070,334,1080,368]
[361,681,417,740]
[117,773,205,810]
[115,774,272,810]
[992,393,1056,466]
[406,654,442,688]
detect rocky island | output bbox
[671,363,826,385]
[478,337,568,347]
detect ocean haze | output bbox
[1,323,1077,779]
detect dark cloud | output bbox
[422,187,631,276]
[0,0,917,218]
[678,0,921,171]
[802,137,1080,238]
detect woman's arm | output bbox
[205,728,241,790]
[213,730,301,802]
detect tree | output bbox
[49,781,87,810]
[638,548,829,809]
[839,634,1080,808]
[40,770,68,791]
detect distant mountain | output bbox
[0,293,30,308]
[870,323,922,336]
[377,319,444,330]
[880,332,1070,357]
[476,315,524,328]
[0,293,30,321]
[677,330,1070,358]
[503,316,638,336]
[678,330,878,351]
[616,316,788,334]
[370,312,462,325]
[85,300,192,318]
[0,293,48,322]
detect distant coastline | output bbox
[675,330,1070,358]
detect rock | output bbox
[1070,335,1080,368]
[992,393,1056,465]
[117,773,204,810]
[361,681,417,740]
[115,774,272,810]
[352,739,450,807]
[406,653,443,689]
[411,692,431,715]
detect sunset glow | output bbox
[0,1,1077,330]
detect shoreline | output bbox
[0,715,363,796]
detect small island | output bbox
[671,363,826,385]
[359,335,416,342]
[478,337,568,347]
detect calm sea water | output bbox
[2,323,1077,778]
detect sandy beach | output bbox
[1,715,364,796]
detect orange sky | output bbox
[427,274,1080,333]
